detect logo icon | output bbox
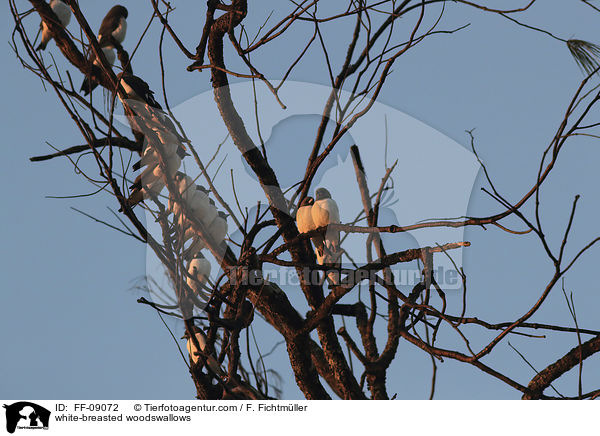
[3,402,50,434]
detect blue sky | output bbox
[3,1,600,399]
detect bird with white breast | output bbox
[36,0,71,51]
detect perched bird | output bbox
[167,173,189,217]
[97,5,128,48]
[185,211,228,260]
[179,193,218,242]
[296,196,325,257]
[296,197,316,234]
[117,72,161,109]
[78,6,127,94]
[132,143,185,172]
[175,173,198,203]
[117,73,189,145]
[36,0,71,51]
[119,147,186,211]
[311,188,341,285]
[188,186,218,225]
[182,326,225,377]
[119,178,164,213]
[311,188,341,254]
[79,46,116,95]
[186,252,211,302]
[208,211,229,244]
[133,146,184,187]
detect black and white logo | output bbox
[3,402,50,434]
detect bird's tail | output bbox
[316,247,341,286]
[325,228,340,253]
[326,252,341,286]
[325,229,341,286]
[118,189,142,212]
[80,77,96,96]
[36,39,48,51]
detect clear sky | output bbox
[3,1,600,399]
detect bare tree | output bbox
[9,0,600,399]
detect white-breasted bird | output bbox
[296,196,326,257]
[117,72,162,109]
[165,172,196,222]
[167,174,186,217]
[182,326,225,377]
[78,6,127,95]
[178,196,217,242]
[185,211,228,260]
[132,143,184,172]
[311,188,341,285]
[134,146,183,187]
[296,196,316,234]
[189,186,218,225]
[116,73,188,145]
[97,5,128,49]
[119,178,164,213]
[119,147,186,211]
[36,0,71,51]
[208,210,229,243]
[187,252,211,302]
[80,46,116,95]
[176,173,197,204]
[311,188,341,254]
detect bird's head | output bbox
[196,185,209,194]
[115,71,131,85]
[174,171,186,183]
[315,188,332,200]
[176,145,189,159]
[112,5,129,19]
[218,211,229,219]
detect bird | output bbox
[311,188,341,254]
[78,6,127,95]
[133,146,184,188]
[182,326,225,377]
[119,147,186,211]
[186,252,211,302]
[79,46,116,95]
[97,5,128,49]
[184,211,228,260]
[132,143,184,172]
[167,173,189,217]
[119,178,164,213]
[296,196,326,257]
[175,173,198,203]
[177,193,217,243]
[36,0,71,51]
[208,211,229,243]
[311,188,341,285]
[117,72,161,109]
[164,172,196,222]
[188,186,218,225]
[296,196,315,234]
[116,73,189,145]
